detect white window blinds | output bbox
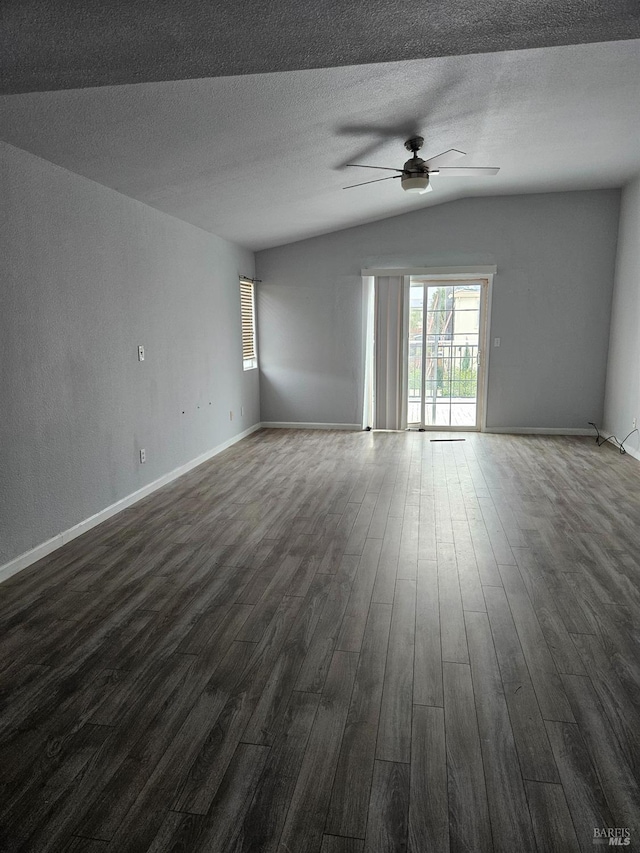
[240,278,257,370]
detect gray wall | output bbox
[0,142,258,566]
[604,175,640,458]
[256,190,620,430]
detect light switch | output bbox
[138,345,145,361]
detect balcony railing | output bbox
[408,341,479,400]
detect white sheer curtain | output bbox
[373,276,408,430]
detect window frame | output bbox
[240,277,258,371]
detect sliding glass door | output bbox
[408,279,487,430]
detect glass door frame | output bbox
[407,275,491,432]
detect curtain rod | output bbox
[239,275,262,283]
[361,265,497,276]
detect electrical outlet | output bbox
[138,345,145,362]
[140,448,146,463]
[494,337,501,347]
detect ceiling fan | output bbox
[344,136,499,194]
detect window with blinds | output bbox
[240,278,257,370]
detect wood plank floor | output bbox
[1,429,640,852]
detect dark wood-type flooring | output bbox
[1,429,640,852]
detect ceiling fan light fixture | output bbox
[401,174,431,194]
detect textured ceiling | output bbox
[3,2,640,250]
[2,0,639,95]
[2,40,639,250]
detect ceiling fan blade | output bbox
[432,166,500,176]
[424,148,466,168]
[343,175,402,189]
[346,164,404,172]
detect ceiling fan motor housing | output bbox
[403,156,427,174]
[401,149,430,193]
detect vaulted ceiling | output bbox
[3,0,639,93]
[2,2,639,250]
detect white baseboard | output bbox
[261,421,361,431]
[623,445,640,462]
[0,423,262,585]
[600,427,640,462]
[485,427,594,436]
